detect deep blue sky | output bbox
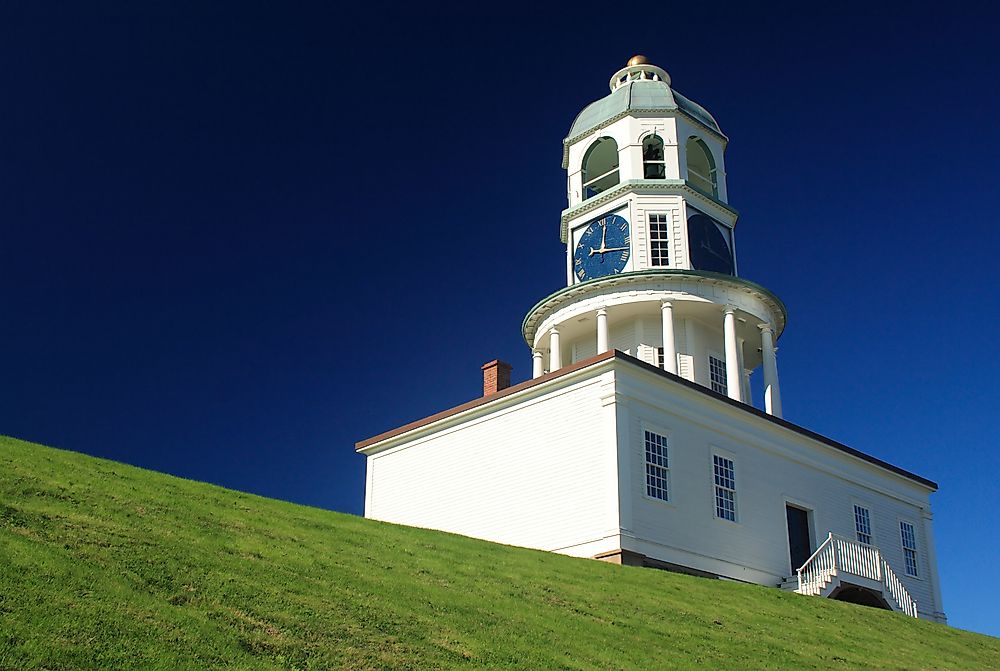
[2,2,998,637]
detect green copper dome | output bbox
[672,90,722,135]
[566,79,722,140]
[560,61,725,170]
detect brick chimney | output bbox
[481,359,513,396]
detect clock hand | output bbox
[590,244,629,257]
[600,221,608,249]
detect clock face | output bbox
[573,213,631,282]
[687,213,734,275]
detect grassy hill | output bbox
[1,436,997,670]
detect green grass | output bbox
[1,436,997,670]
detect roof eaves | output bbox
[355,350,617,451]
[558,180,739,243]
[356,349,937,491]
[618,353,939,491]
[520,269,787,346]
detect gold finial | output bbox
[627,55,649,66]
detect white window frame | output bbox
[711,450,738,523]
[853,502,874,546]
[641,133,667,180]
[685,136,718,198]
[647,212,670,267]
[641,425,671,504]
[581,137,621,200]
[708,352,727,395]
[899,519,920,578]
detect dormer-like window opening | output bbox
[642,134,666,179]
[686,137,718,197]
[582,137,620,200]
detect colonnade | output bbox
[532,302,783,418]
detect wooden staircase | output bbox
[790,532,918,617]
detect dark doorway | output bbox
[786,505,812,572]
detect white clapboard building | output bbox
[357,57,946,622]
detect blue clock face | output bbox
[573,213,631,282]
[687,213,734,275]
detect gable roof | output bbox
[356,350,937,491]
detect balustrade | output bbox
[796,532,917,618]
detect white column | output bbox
[531,350,544,379]
[549,328,561,371]
[660,301,676,374]
[737,336,747,397]
[596,308,609,354]
[758,323,782,417]
[723,306,742,402]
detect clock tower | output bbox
[360,56,946,622]
[523,56,786,416]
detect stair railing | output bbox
[881,557,918,618]
[832,534,881,582]
[796,532,918,617]
[797,533,836,596]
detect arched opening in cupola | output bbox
[685,137,718,197]
[581,137,620,200]
[642,134,666,179]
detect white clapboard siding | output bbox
[616,363,940,618]
[366,373,620,557]
[363,357,944,622]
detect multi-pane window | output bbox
[644,431,669,501]
[713,455,736,521]
[649,213,670,267]
[900,521,919,577]
[854,505,872,545]
[709,355,727,395]
[642,134,666,179]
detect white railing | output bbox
[796,532,917,618]
[883,562,918,618]
[797,533,837,596]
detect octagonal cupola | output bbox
[563,56,729,209]
[559,56,739,285]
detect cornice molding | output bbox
[356,350,938,492]
[559,180,739,243]
[356,351,618,452]
[522,269,787,345]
